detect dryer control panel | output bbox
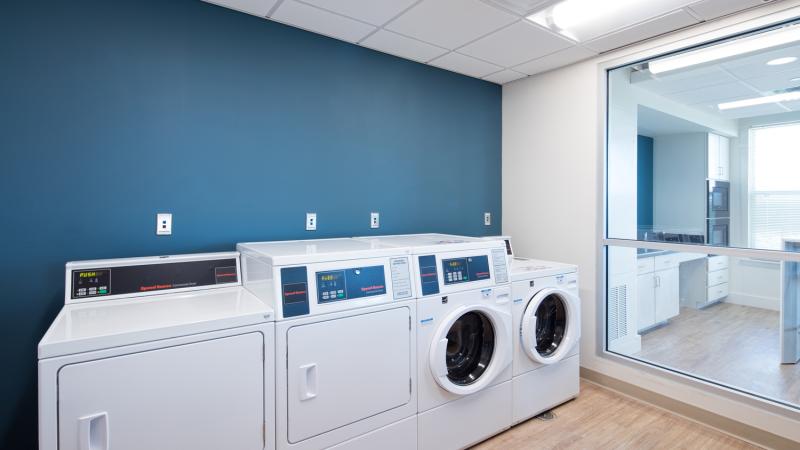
[416,247,509,297]
[278,256,413,318]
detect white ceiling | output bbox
[632,41,800,120]
[638,105,714,136]
[203,0,782,85]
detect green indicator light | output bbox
[99,290,107,294]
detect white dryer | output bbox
[355,234,512,450]
[238,238,417,450]
[38,252,275,450]
[510,257,580,424]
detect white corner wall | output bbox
[502,0,800,443]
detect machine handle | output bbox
[299,363,318,401]
[79,412,108,450]
[434,338,449,377]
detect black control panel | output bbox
[70,258,238,300]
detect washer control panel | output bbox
[442,255,490,285]
[316,265,386,303]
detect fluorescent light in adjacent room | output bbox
[718,91,800,110]
[767,56,798,66]
[649,25,800,75]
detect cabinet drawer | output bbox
[707,283,729,302]
[707,269,728,287]
[655,254,679,271]
[637,257,655,275]
[708,255,729,271]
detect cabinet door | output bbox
[707,134,719,179]
[655,267,680,322]
[58,333,265,450]
[718,135,730,181]
[637,273,656,331]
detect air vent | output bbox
[608,283,628,342]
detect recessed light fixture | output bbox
[649,25,800,74]
[766,56,798,66]
[718,91,800,110]
[526,0,678,42]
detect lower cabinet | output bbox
[638,256,680,331]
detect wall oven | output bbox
[707,180,730,219]
[707,218,730,247]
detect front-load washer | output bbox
[355,234,512,450]
[510,257,580,424]
[237,238,417,450]
[38,252,275,450]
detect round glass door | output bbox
[445,311,495,385]
[534,294,567,357]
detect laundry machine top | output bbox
[40,252,273,359]
[354,234,510,298]
[510,257,577,283]
[237,238,416,320]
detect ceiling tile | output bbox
[459,21,573,67]
[513,45,596,75]
[203,0,277,17]
[720,46,800,80]
[429,52,504,78]
[745,67,800,92]
[297,0,418,26]
[271,1,376,43]
[481,0,557,16]
[687,0,770,21]
[584,9,699,53]
[669,81,758,105]
[717,102,787,119]
[483,69,527,84]
[361,30,448,63]
[385,0,518,50]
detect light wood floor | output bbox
[474,381,758,450]
[633,303,800,406]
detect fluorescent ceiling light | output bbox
[527,0,692,42]
[718,91,800,110]
[649,25,800,75]
[766,56,798,66]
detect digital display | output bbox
[70,258,238,300]
[316,265,386,303]
[442,255,490,285]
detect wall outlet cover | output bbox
[370,212,380,229]
[484,212,492,226]
[157,213,172,235]
[306,213,317,231]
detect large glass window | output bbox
[605,21,800,410]
[750,123,800,250]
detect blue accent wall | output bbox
[0,1,501,446]
[637,135,654,228]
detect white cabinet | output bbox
[637,256,680,331]
[707,133,730,181]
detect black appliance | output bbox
[707,180,730,246]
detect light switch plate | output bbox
[306,213,317,231]
[370,212,380,229]
[157,213,172,235]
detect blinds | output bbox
[750,124,800,250]
[750,192,800,250]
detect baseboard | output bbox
[580,367,799,450]
[725,293,779,311]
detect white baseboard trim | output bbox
[726,292,779,311]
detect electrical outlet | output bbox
[370,212,380,229]
[306,213,317,231]
[484,212,492,226]
[157,213,172,235]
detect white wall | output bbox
[503,1,800,442]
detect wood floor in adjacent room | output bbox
[474,381,758,450]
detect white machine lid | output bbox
[354,233,503,254]
[237,238,409,265]
[39,286,272,359]
[510,257,577,282]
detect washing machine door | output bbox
[521,288,578,365]
[429,305,510,396]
